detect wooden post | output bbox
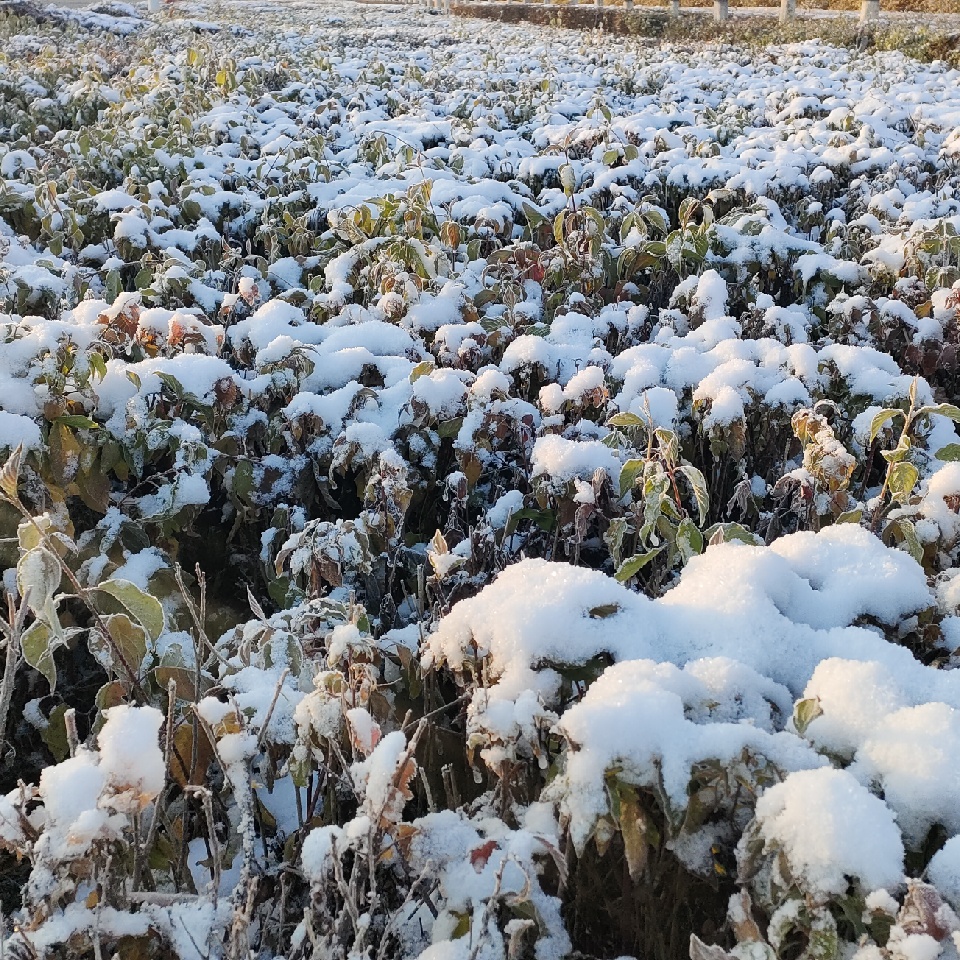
[779,0,795,20]
[713,0,728,19]
[860,0,879,20]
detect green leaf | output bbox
[615,549,660,582]
[233,459,255,503]
[836,506,863,524]
[41,703,70,762]
[619,459,645,499]
[917,403,960,423]
[522,201,546,229]
[53,415,98,430]
[451,912,471,940]
[887,461,919,503]
[17,546,62,618]
[678,197,699,225]
[936,444,960,462]
[676,517,703,564]
[103,613,148,672]
[869,408,903,444]
[180,199,202,221]
[606,412,645,429]
[504,508,556,537]
[105,269,122,303]
[88,353,107,381]
[155,372,184,397]
[96,578,164,642]
[679,464,709,525]
[655,428,679,467]
[881,434,911,464]
[437,417,463,439]
[793,697,823,737]
[643,208,668,235]
[409,360,435,384]
[583,206,605,237]
[603,516,631,565]
[704,522,763,547]
[22,619,56,692]
[889,517,924,564]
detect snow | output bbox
[355,730,408,820]
[927,838,960,912]
[97,705,165,807]
[531,435,621,488]
[0,410,43,451]
[749,767,904,897]
[550,657,824,850]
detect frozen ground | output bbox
[3,2,960,959]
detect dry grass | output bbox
[449,0,960,15]
[450,2,960,64]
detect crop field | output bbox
[2,2,960,959]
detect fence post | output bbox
[625,0,634,8]
[669,0,680,13]
[713,0,728,19]
[779,0,795,19]
[860,0,879,20]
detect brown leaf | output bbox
[48,423,81,486]
[470,839,498,873]
[214,377,238,406]
[0,443,23,501]
[318,554,342,588]
[395,822,419,860]
[170,722,213,787]
[619,789,652,881]
[77,467,111,514]
[155,666,211,704]
[690,934,735,960]
[728,890,763,944]
[899,881,957,941]
[103,614,147,673]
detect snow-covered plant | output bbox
[4,5,960,960]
